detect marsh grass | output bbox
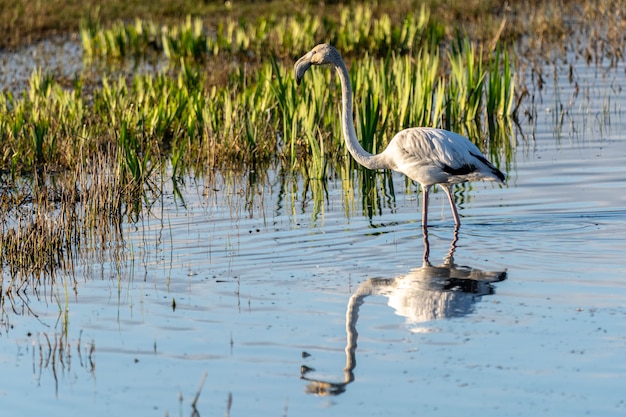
[447,38,485,123]
[79,5,443,64]
[487,44,515,119]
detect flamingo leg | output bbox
[421,185,430,230]
[442,186,461,226]
[422,226,430,264]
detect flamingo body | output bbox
[379,127,505,186]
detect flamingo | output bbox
[294,44,505,229]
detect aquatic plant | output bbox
[79,4,443,63]
[487,43,515,119]
[447,38,486,124]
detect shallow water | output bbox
[2,44,626,416]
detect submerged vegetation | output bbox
[1,0,625,301]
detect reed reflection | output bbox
[301,227,507,396]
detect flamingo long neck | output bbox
[334,60,388,170]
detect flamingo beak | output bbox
[294,53,313,86]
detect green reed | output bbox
[0,70,82,174]
[334,4,444,57]
[447,38,485,124]
[487,43,515,119]
[390,50,444,131]
[163,16,208,60]
[80,4,443,63]
[352,56,388,157]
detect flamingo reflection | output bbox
[301,228,507,396]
